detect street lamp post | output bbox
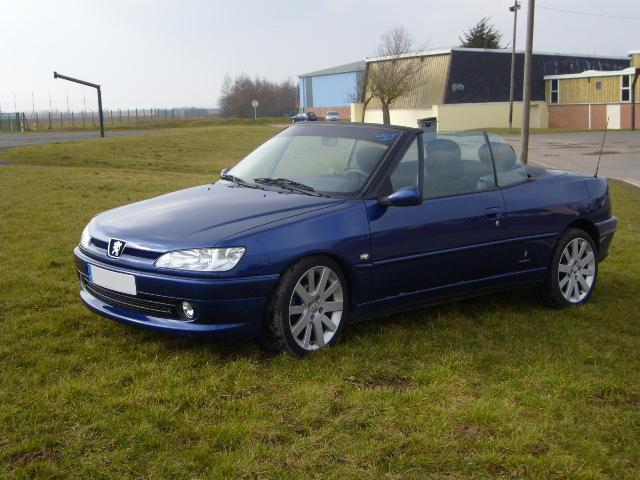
[53,71,105,137]
[520,0,536,165]
[508,0,521,134]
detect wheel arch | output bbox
[273,251,359,313]
[564,218,600,252]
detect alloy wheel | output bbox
[288,266,344,350]
[558,237,596,303]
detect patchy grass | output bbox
[0,116,290,135]
[1,124,639,479]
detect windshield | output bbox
[227,125,402,197]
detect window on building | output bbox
[550,79,559,104]
[621,75,631,102]
[595,81,602,91]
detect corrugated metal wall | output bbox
[560,76,621,104]
[365,53,450,109]
[546,75,639,104]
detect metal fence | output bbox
[0,108,219,132]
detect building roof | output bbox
[544,67,640,80]
[298,61,365,78]
[365,47,629,63]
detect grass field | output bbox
[1,124,639,479]
[0,116,290,135]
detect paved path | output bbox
[0,130,148,151]
[506,131,640,187]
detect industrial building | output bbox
[297,61,365,119]
[353,47,629,130]
[544,51,640,130]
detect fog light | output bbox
[181,301,195,320]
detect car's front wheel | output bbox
[543,228,598,307]
[265,256,348,355]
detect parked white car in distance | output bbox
[325,111,341,121]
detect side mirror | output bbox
[221,168,230,176]
[379,186,422,207]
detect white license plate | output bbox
[88,264,137,296]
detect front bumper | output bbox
[74,247,279,338]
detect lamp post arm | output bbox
[53,71,100,89]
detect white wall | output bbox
[358,102,549,130]
[362,108,437,128]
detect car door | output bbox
[367,132,508,301]
[484,133,571,276]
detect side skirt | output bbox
[353,267,546,322]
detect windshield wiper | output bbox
[219,173,260,189]
[253,177,319,196]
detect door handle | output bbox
[485,207,502,227]
[484,207,501,219]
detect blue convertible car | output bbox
[75,123,617,355]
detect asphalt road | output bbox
[506,131,640,188]
[0,130,148,151]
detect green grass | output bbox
[0,116,290,134]
[1,124,639,479]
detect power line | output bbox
[530,2,640,20]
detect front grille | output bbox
[79,273,178,319]
[90,239,159,259]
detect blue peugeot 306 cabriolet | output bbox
[74,123,617,355]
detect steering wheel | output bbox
[343,168,368,183]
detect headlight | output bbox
[80,223,92,249]
[154,247,245,272]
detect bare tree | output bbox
[344,73,374,120]
[365,26,426,124]
[219,75,297,118]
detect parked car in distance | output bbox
[291,111,317,123]
[325,111,341,121]
[75,123,617,356]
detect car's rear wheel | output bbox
[264,256,348,356]
[543,228,598,308]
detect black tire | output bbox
[264,256,349,356]
[543,228,598,308]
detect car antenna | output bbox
[594,116,609,178]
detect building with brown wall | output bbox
[545,52,640,130]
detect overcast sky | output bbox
[2,0,638,111]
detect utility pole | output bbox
[508,0,521,133]
[520,0,535,165]
[54,71,105,137]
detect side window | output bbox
[387,139,419,193]
[486,133,528,187]
[423,134,495,199]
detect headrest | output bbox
[478,143,493,166]
[478,142,517,171]
[356,146,385,173]
[425,139,463,178]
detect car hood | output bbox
[90,182,344,251]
